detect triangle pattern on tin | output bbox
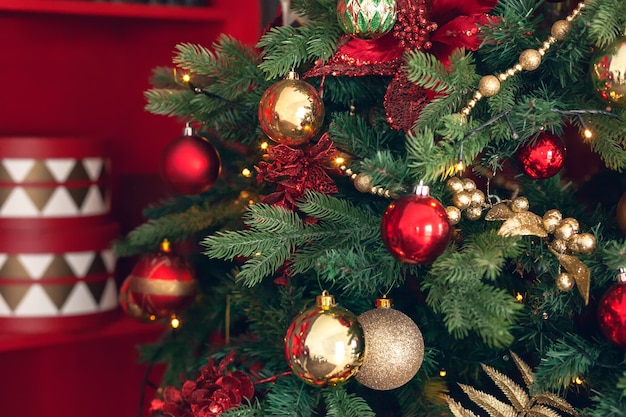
[24,161,55,182]
[86,253,108,275]
[87,280,107,304]
[14,284,59,316]
[2,159,36,183]
[41,256,74,279]
[41,186,79,216]
[81,185,106,214]
[61,282,98,315]
[0,283,31,311]
[65,252,96,278]
[24,186,55,211]
[0,292,12,315]
[83,158,104,182]
[67,159,89,182]
[68,186,90,211]
[45,159,77,183]
[0,187,12,211]
[0,254,7,271]
[18,254,55,280]
[0,187,40,216]
[100,249,116,273]
[0,161,12,182]
[99,278,118,310]
[42,283,75,309]
[0,256,31,279]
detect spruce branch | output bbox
[322,388,376,417]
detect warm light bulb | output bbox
[160,239,171,253]
[455,161,465,172]
[182,74,191,83]
[241,168,252,177]
[334,156,345,165]
[573,376,584,385]
[260,142,269,150]
[439,369,447,377]
[170,317,180,329]
[583,129,593,140]
[515,292,524,303]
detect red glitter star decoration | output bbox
[305,0,497,132]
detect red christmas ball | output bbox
[515,132,566,179]
[597,282,626,348]
[381,186,451,264]
[160,126,221,195]
[119,276,155,322]
[128,244,197,319]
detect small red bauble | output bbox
[381,184,451,264]
[128,241,197,319]
[597,280,626,348]
[160,124,221,195]
[515,132,566,179]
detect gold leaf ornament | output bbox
[497,211,548,238]
[552,251,591,305]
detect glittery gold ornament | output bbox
[519,49,542,71]
[356,297,424,390]
[551,20,571,41]
[478,75,501,97]
[462,178,477,192]
[590,36,626,108]
[542,209,563,233]
[284,291,365,387]
[354,173,373,193]
[258,72,325,146]
[554,221,576,241]
[446,206,461,225]
[485,203,515,221]
[550,238,569,254]
[498,211,547,238]
[446,177,465,193]
[470,190,485,207]
[568,232,596,254]
[552,251,591,305]
[452,191,472,210]
[465,206,483,221]
[561,217,580,233]
[556,272,575,292]
[511,197,529,213]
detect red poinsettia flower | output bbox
[305,0,497,131]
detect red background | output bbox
[0,2,260,416]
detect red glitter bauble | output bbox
[381,186,451,264]
[160,129,221,195]
[597,282,626,348]
[515,132,566,179]
[128,247,197,319]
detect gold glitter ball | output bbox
[465,206,483,221]
[551,20,571,41]
[478,75,501,97]
[550,238,569,254]
[471,190,485,207]
[556,272,575,292]
[356,306,424,391]
[452,191,472,210]
[354,173,373,193]
[519,49,542,71]
[462,178,477,192]
[542,209,563,233]
[561,217,580,234]
[446,206,462,225]
[554,222,576,241]
[511,197,529,213]
[569,233,596,254]
[446,177,464,193]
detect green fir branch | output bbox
[264,377,320,417]
[322,388,376,417]
[585,0,625,48]
[404,50,453,94]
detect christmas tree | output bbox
[117,0,626,415]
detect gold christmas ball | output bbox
[284,292,365,387]
[590,37,626,108]
[569,233,596,254]
[356,301,424,390]
[446,177,464,193]
[551,20,571,41]
[550,238,569,254]
[452,191,472,210]
[556,272,575,292]
[561,217,580,234]
[478,75,501,97]
[511,197,529,213]
[617,192,626,235]
[462,178,477,192]
[470,189,485,207]
[446,206,462,225]
[354,173,373,193]
[554,221,576,241]
[519,49,542,71]
[258,72,325,146]
[542,209,563,233]
[465,206,483,221]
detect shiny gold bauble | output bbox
[354,173,373,193]
[462,178,477,192]
[568,232,596,254]
[470,190,485,207]
[561,217,580,234]
[554,221,576,241]
[258,72,325,146]
[551,20,571,41]
[446,206,462,225]
[478,75,501,97]
[519,49,542,71]
[590,37,626,108]
[284,291,365,387]
[556,272,575,292]
[356,299,424,390]
[446,177,464,193]
[617,192,626,235]
[542,209,563,233]
[465,206,483,221]
[550,238,569,254]
[511,197,529,213]
[452,191,472,210]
